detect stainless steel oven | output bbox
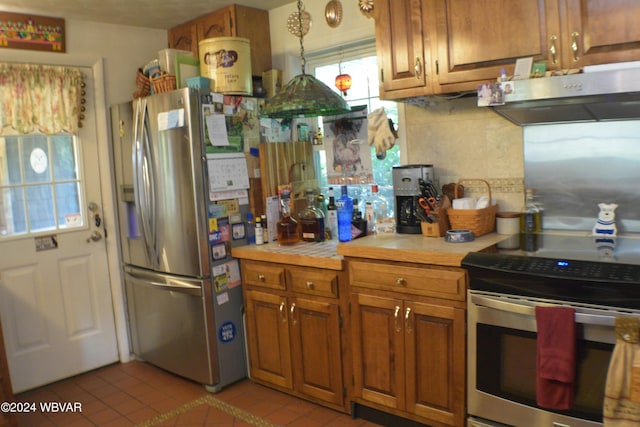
[463,233,640,427]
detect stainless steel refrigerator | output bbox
[110,88,248,391]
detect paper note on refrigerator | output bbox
[157,108,185,131]
[205,113,229,146]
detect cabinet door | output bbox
[245,290,293,389]
[562,0,640,67]
[168,21,197,55]
[432,0,561,90]
[290,297,343,406]
[375,0,431,97]
[405,302,465,427]
[351,293,405,410]
[196,8,233,41]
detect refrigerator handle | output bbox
[133,98,157,266]
[125,267,203,297]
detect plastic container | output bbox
[186,76,211,89]
[158,48,193,75]
[199,37,253,95]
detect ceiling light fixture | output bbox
[262,0,351,119]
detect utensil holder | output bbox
[421,196,451,237]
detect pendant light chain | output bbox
[298,0,306,75]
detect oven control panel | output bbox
[463,252,640,284]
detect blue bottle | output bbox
[336,185,354,242]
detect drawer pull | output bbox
[394,306,402,332]
[258,274,265,281]
[396,277,406,286]
[306,281,315,290]
[405,307,413,334]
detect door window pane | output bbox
[0,134,84,237]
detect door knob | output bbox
[87,230,102,242]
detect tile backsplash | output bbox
[404,96,525,212]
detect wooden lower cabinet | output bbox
[348,259,467,427]
[241,260,348,412]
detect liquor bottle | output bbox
[277,197,299,245]
[246,213,256,244]
[336,185,354,242]
[351,199,367,239]
[326,187,338,240]
[520,188,542,233]
[299,189,325,242]
[254,215,264,245]
[261,214,269,244]
[364,184,387,235]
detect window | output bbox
[0,134,83,237]
[308,41,400,210]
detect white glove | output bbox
[367,107,397,158]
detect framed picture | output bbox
[514,57,533,80]
[175,55,200,88]
[0,12,65,52]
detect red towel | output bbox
[535,306,576,410]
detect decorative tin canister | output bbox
[199,37,252,95]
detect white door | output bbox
[0,68,118,393]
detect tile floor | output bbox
[14,361,383,427]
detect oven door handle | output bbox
[471,293,629,327]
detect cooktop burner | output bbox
[490,232,640,266]
[462,232,640,309]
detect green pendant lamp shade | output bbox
[261,0,351,119]
[262,73,351,118]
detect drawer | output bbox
[242,260,286,290]
[288,266,339,299]
[349,261,466,301]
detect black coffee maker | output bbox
[393,164,435,234]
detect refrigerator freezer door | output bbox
[111,102,146,266]
[124,266,218,385]
[131,89,210,277]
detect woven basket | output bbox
[151,73,176,94]
[446,179,498,237]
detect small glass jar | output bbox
[496,211,520,235]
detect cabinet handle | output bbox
[549,35,558,64]
[394,306,402,332]
[404,307,413,334]
[414,57,422,80]
[258,274,265,281]
[290,303,297,325]
[396,277,406,286]
[571,32,580,62]
[306,281,315,290]
[279,301,287,323]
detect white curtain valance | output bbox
[0,63,84,135]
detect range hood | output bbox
[492,63,640,126]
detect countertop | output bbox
[232,233,507,270]
[336,233,506,267]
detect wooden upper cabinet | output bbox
[196,8,232,40]
[431,0,561,91]
[167,21,197,55]
[562,0,640,67]
[374,0,640,97]
[375,0,432,99]
[168,5,272,77]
